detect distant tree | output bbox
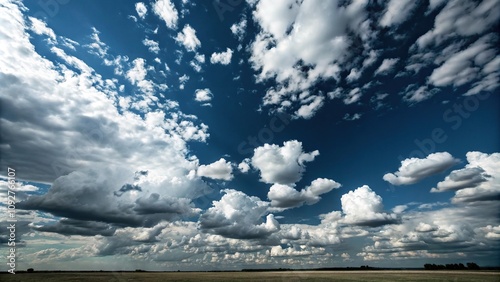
[458,263,466,270]
[27,268,34,273]
[467,262,480,270]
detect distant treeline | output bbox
[424,262,480,270]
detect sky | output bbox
[0,0,499,271]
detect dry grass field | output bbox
[1,270,499,282]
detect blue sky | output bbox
[0,0,499,271]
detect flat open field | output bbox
[1,271,499,282]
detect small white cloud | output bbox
[374,58,399,76]
[197,158,233,181]
[135,2,148,19]
[383,152,460,185]
[178,74,189,89]
[194,88,213,102]
[341,185,398,227]
[142,38,160,54]
[268,178,341,209]
[294,95,324,119]
[230,17,247,41]
[251,140,319,185]
[175,25,201,52]
[238,158,251,173]
[29,17,56,42]
[210,48,233,65]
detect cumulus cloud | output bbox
[358,201,500,261]
[341,185,399,227]
[152,0,178,29]
[383,152,460,185]
[238,158,251,173]
[197,158,233,181]
[251,140,319,185]
[194,88,213,103]
[267,178,341,209]
[199,189,279,239]
[230,17,247,41]
[0,3,215,238]
[431,152,500,203]
[210,48,233,65]
[175,25,201,52]
[135,2,148,19]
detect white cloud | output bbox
[416,0,500,49]
[383,152,459,185]
[135,2,148,19]
[251,140,319,185]
[29,17,56,42]
[248,0,371,119]
[428,33,498,88]
[341,185,399,227]
[379,0,418,27]
[267,178,341,209]
[230,17,247,41]
[430,152,499,204]
[142,38,160,54]
[403,85,438,103]
[343,88,362,105]
[210,48,233,65]
[0,2,212,232]
[152,0,178,29]
[199,189,278,239]
[294,95,324,119]
[197,158,233,181]
[238,158,251,173]
[194,88,213,103]
[179,74,189,89]
[175,25,201,52]
[374,58,399,76]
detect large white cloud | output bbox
[199,189,279,239]
[197,158,233,181]
[267,178,341,209]
[0,1,213,232]
[383,152,459,185]
[251,140,319,185]
[341,185,399,227]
